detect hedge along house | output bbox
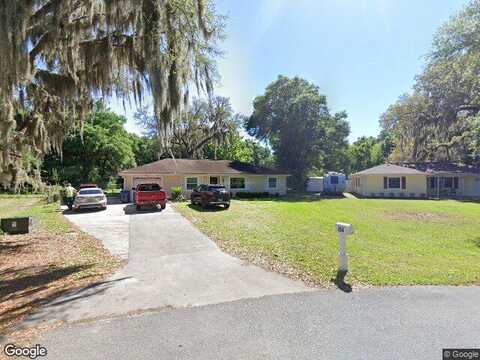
[350,163,480,199]
[119,159,289,197]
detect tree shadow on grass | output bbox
[471,237,480,248]
[234,193,346,203]
[0,264,129,338]
[186,204,229,212]
[0,241,28,256]
[0,265,93,303]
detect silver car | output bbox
[73,187,107,210]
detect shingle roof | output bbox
[119,159,288,176]
[354,164,425,176]
[401,162,480,174]
[353,162,480,176]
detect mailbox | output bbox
[336,222,354,235]
[1,217,32,234]
[335,222,354,273]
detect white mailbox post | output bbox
[335,222,354,273]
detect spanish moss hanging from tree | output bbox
[0,0,224,191]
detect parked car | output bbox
[134,183,167,211]
[79,183,98,189]
[190,185,230,209]
[73,187,107,211]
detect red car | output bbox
[134,183,167,211]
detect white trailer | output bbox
[307,177,324,192]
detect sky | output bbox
[116,0,469,142]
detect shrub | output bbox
[235,192,271,199]
[106,176,120,192]
[170,186,184,201]
[45,185,62,204]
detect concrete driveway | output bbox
[25,202,310,326]
[63,199,129,259]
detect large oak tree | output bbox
[0,0,223,190]
[381,0,480,165]
[245,75,350,189]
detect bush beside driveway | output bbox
[174,197,480,286]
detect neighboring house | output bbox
[119,159,289,197]
[350,162,480,199]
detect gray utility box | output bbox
[1,217,32,234]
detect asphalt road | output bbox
[39,286,480,360]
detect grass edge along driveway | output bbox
[0,195,122,342]
[174,197,480,287]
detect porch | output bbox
[426,175,463,198]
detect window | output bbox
[230,177,245,189]
[401,176,406,190]
[330,176,339,185]
[268,177,277,189]
[443,177,459,189]
[444,177,453,188]
[79,189,103,195]
[388,177,401,189]
[185,177,198,190]
[137,184,161,192]
[210,176,218,185]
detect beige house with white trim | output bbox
[119,159,289,197]
[350,163,480,199]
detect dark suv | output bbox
[190,185,230,209]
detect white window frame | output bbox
[185,176,199,191]
[230,177,246,190]
[267,177,278,190]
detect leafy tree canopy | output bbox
[246,75,350,189]
[381,0,480,165]
[0,0,224,190]
[42,103,137,187]
[348,136,385,173]
[135,95,274,166]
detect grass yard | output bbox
[175,196,480,286]
[0,195,121,341]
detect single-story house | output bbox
[350,162,480,199]
[119,159,289,197]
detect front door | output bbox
[210,176,219,185]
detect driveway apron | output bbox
[23,203,310,326]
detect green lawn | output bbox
[0,195,121,337]
[0,195,70,234]
[175,197,480,286]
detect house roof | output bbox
[353,164,425,176]
[400,162,480,174]
[119,159,288,176]
[353,162,480,176]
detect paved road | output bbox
[23,203,309,327]
[39,286,480,360]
